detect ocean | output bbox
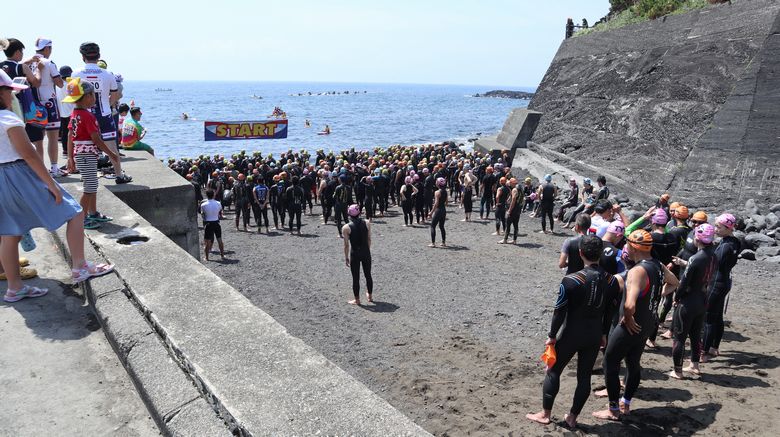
[120,81,532,160]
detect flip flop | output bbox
[4,285,49,302]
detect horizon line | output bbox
[124,79,537,89]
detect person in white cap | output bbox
[30,38,65,176]
[72,41,131,184]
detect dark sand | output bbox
[205,200,780,436]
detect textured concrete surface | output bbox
[57,178,429,436]
[528,0,780,207]
[0,229,159,437]
[105,151,200,259]
[475,108,541,164]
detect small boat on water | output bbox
[155,88,173,92]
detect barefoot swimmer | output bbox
[200,189,225,261]
[592,230,678,420]
[527,235,620,428]
[342,204,373,305]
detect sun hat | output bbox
[61,77,94,103]
[0,70,29,90]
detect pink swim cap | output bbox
[695,223,715,244]
[436,177,446,187]
[348,204,361,217]
[607,220,625,235]
[651,208,668,225]
[716,213,736,230]
[413,174,420,182]
[404,176,412,184]
[529,192,538,201]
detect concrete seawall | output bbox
[58,152,429,436]
[528,0,780,207]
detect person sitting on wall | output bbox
[120,106,154,155]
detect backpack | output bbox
[1,62,47,127]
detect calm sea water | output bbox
[121,81,532,159]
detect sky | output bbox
[4,0,609,87]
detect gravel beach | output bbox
[204,200,780,436]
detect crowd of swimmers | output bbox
[167,143,743,429]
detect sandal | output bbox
[71,261,115,283]
[87,212,113,222]
[0,266,38,281]
[4,285,49,302]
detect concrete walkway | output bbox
[0,229,159,437]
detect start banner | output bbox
[204,120,288,141]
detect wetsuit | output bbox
[252,183,270,230]
[648,231,682,342]
[540,182,556,233]
[400,183,415,225]
[463,184,473,213]
[321,178,337,224]
[495,185,509,234]
[505,188,522,241]
[672,245,716,369]
[703,236,741,352]
[423,175,435,218]
[599,241,624,275]
[275,182,287,226]
[363,181,376,219]
[286,184,305,232]
[544,265,620,416]
[233,181,251,229]
[348,217,373,300]
[333,183,353,237]
[301,173,315,213]
[557,184,579,221]
[430,187,448,244]
[375,175,389,214]
[561,235,584,275]
[480,173,496,218]
[414,180,426,223]
[603,258,663,410]
[269,182,280,228]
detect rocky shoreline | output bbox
[473,90,534,100]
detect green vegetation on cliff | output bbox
[576,0,727,36]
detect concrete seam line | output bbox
[83,235,251,437]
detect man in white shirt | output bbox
[200,189,225,261]
[72,41,131,184]
[30,38,65,176]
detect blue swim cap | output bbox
[544,174,552,182]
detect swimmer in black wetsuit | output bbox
[333,175,353,238]
[428,177,448,247]
[592,230,679,420]
[559,213,591,274]
[399,176,418,227]
[460,168,476,222]
[669,223,717,379]
[527,235,620,428]
[500,178,522,244]
[342,204,373,305]
[702,214,741,360]
[493,177,509,236]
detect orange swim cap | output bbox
[627,229,653,252]
[670,202,681,210]
[499,177,507,185]
[486,166,494,174]
[692,211,708,223]
[676,205,690,219]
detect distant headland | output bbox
[473,90,535,100]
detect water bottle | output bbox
[21,232,37,252]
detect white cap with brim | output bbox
[0,70,29,90]
[35,38,52,51]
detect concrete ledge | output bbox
[105,151,200,260]
[57,177,429,436]
[51,227,232,437]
